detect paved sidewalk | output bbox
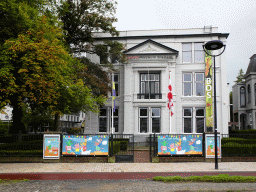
[1,162,256,173]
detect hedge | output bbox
[221,138,256,145]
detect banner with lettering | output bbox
[205,51,213,132]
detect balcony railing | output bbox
[137,94,162,99]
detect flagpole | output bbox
[112,72,114,134]
[169,71,172,134]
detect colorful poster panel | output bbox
[62,135,109,156]
[158,134,203,155]
[205,134,221,158]
[43,134,60,159]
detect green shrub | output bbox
[188,176,202,182]
[152,176,165,181]
[152,174,256,183]
[108,139,129,155]
[229,129,256,134]
[120,141,128,150]
[0,140,43,150]
[67,127,82,134]
[163,176,184,182]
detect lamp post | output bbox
[203,40,226,170]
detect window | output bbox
[139,108,148,133]
[114,74,119,96]
[194,43,204,63]
[183,73,192,96]
[99,108,119,133]
[99,108,107,132]
[195,73,204,96]
[139,108,161,133]
[183,108,205,133]
[248,84,251,103]
[255,84,256,105]
[152,108,161,133]
[196,108,205,133]
[139,73,161,99]
[182,43,192,63]
[183,108,192,133]
[111,55,119,64]
[183,72,204,96]
[240,87,246,107]
[110,109,119,132]
[110,73,119,96]
[183,43,205,63]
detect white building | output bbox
[82,27,230,140]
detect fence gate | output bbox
[110,134,134,163]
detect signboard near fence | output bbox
[43,134,60,159]
[62,135,109,156]
[158,134,203,155]
[205,134,221,158]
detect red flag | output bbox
[168,85,172,91]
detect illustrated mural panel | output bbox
[158,134,203,155]
[62,135,109,156]
[205,134,221,158]
[43,134,60,159]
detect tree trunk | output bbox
[10,102,26,134]
[54,113,61,132]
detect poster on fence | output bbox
[158,134,203,155]
[205,134,221,158]
[43,134,61,159]
[62,135,109,156]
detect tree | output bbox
[0,1,95,133]
[1,0,126,133]
[50,0,126,130]
[235,68,245,83]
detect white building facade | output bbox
[84,27,230,138]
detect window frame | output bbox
[183,72,205,97]
[195,108,205,133]
[182,43,192,63]
[194,42,205,63]
[240,86,246,107]
[183,107,205,133]
[139,72,161,99]
[139,107,161,133]
[248,84,251,104]
[254,84,256,106]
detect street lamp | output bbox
[203,40,226,170]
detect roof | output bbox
[245,54,256,76]
[123,39,179,54]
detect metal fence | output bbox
[0,133,44,157]
[221,134,256,157]
[109,134,134,158]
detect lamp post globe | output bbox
[203,40,225,170]
[204,40,224,50]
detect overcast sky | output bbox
[113,0,256,90]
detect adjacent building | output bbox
[232,54,256,130]
[83,27,229,141]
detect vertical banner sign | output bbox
[43,134,60,159]
[205,134,221,158]
[205,51,213,132]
